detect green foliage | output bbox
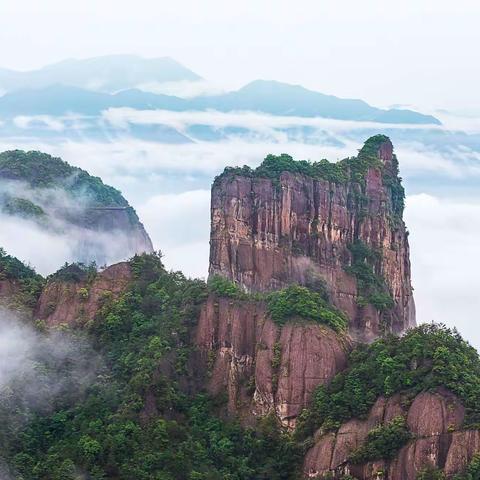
[452,453,480,480]
[297,324,480,437]
[267,284,347,332]
[207,275,246,299]
[357,135,391,159]
[345,240,394,312]
[417,466,446,480]
[271,342,282,370]
[0,247,38,281]
[213,135,406,221]
[214,135,391,185]
[0,247,44,309]
[2,197,46,219]
[3,253,303,479]
[348,416,411,463]
[0,150,126,207]
[49,262,97,283]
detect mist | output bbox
[0,106,479,345]
[0,307,104,477]
[0,177,150,275]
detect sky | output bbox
[1,0,480,112]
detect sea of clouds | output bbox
[0,107,479,346]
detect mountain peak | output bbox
[0,55,202,94]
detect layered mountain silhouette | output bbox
[0,56,439,125]
[0,55,201,93]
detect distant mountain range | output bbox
[0,55,440,125]
[0,55,201,93]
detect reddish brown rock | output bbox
[35,262,132,326]
[407,389,464,436]
[303,390,478,479]
[444,430,480,476]
[209,138,415,342]
[195,294,349,426]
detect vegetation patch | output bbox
[266,284,347,332]
[344,240,394,312]
[207,274,247,299]
[0,150,127,207]
[0,247,44,310]
[49,262,98,284]
[348,416,411,464]
[213,135,406,223]
[297,324,480,437]
[2,253,303,480]
[2,197,46,219]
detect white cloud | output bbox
[138,189,210,278]
[136,80,225,98]
[14,115,66,131]
[0,123,479,351]
[405,194,480,349]
[102,107,444,133]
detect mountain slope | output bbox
[0,80,440,125]
[0,150,153,267]
[0,55,202,93]
[191,80,440,124]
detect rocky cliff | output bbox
[35,262,132,327]
[196,136,415,428]
[196,294,349,427]
[304,389,480,479]
[209,135,415,341]
[3,137,480,480]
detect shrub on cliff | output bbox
[0,247,44,309]
[345,240,395,312]
[214,136,403,191]
[348,416,411,463]
[208,275,247,299]
[266,284,347,332]
[49,262,97,283]
[298,323,480,435]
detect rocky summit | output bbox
[209,135,415,341]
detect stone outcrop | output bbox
[209,137,415,342]
[303,388,479,479]
[195,295,349,427]
[196,137,416,427]
[35,262,132,326]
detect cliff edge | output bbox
[209,135,415,342]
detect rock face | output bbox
[209,137,415,342]
[303,389,479,479]
[196,137,416,427]
[35,262,132,326]
[195,295,349,427]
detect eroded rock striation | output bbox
[304,389,480,479]
[196,295,349,427]
[35,262,132,327]
[209,136,415,341]
[196,136,417,427]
